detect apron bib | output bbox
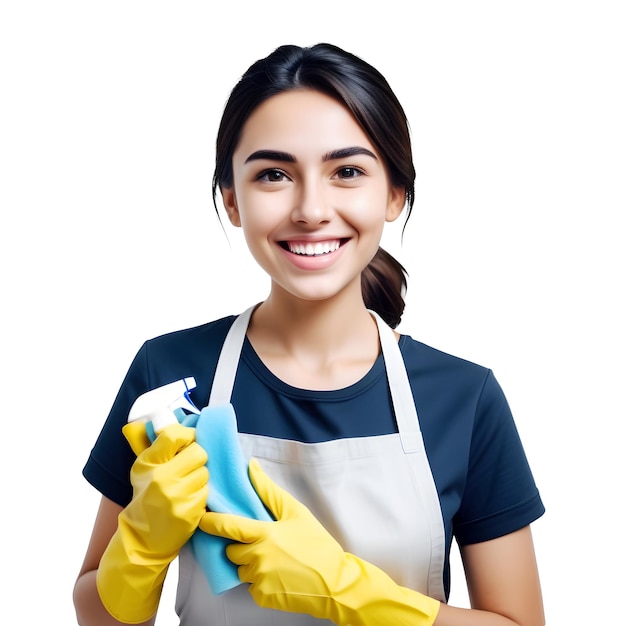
[176,307,445,625]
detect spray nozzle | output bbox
[127,377,201,434]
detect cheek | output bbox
[237,192,286,238]
[335,186,390,226]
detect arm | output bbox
[434,526,545,626]
[73,496,156,626]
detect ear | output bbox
[221,187,241,227]
[385,185,406,223]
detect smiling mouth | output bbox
[280,239,348,256]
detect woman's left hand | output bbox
[199,458,349,617]
[199,459,440,625]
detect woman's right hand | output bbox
[124,423,209,555]
[95,423,209,623]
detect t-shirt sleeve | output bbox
[82,342,153,507]
[453,371,545,545]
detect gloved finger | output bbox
[164,441,208,479]
[174,480,210,520]
[248,458,301,520]
[224,539,267,569]
[199,510,270,544]
[166,462,210,498]
[122,421,151,456]
[227,553,258,584]
[142,423,203,465]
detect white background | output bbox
[1,1,624,624]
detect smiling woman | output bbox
[73,43,545,626]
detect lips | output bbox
[281,239,347,256]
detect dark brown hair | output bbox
[213,43,414,327]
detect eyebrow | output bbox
[323,146,378,161]
[244,146,378,164]
[244,150,296,164]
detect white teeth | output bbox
[288,240,341,256]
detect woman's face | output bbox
[222,89,405,303]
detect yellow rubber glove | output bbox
[97,423,209,624]
[199,459,441,626]
[122,420,152,456]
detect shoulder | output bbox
[397,334,507,465]
[399,334,492,394]
[143,314,236,356]
[399,334,514,435]
[134,314,238,409]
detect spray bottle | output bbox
[127,377,201,437]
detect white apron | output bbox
[175,307,446,625]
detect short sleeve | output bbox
[453,371,545,545]
[82,342,152,506]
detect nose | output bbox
[291,178,333,226]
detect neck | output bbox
[246,284,381,389]
[256,284,374,343]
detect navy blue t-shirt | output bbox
[83,314,544,599]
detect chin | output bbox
[276,279,361,304]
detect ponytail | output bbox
[361,247,408,329]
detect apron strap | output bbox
[208,305,256,407]
[370,312,446,600]
[369,311,421,453]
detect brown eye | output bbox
[337,167,363,179]
[257,169,289,182]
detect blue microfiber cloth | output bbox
[178,405,273,594]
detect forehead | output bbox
[234,89,377,158]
